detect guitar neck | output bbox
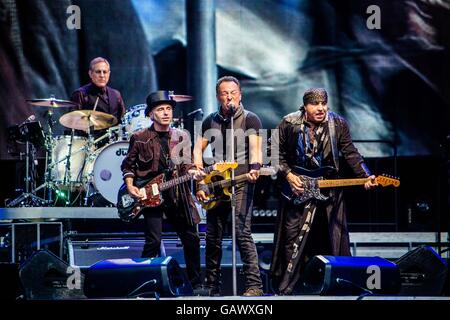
[212,174,248,189]
[318,178,369,188]
[159,165,215,191]
[159,174,191,191]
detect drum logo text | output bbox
[116,148,128,157]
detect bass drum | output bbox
[84,141,129,205]
[123,104,153,135]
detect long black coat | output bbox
[270,110,371,280]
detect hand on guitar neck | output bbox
[364,175,378,190]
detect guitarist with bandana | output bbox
[270,88,378,295]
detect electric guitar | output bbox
[198,166,277,210]
[117,162,238,222]
[281,166,400,205]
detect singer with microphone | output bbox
[193,76,264,296]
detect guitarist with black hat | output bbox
[120,90,205,290]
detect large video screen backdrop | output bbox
[1,0,449,159]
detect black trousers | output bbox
[141,204,201,288]
[281,201,332,293]
[204,182,263,290]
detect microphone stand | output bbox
[228,105,237,296]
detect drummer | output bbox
[70,57,126,144]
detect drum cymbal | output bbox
[27,98,79,108]
[170,94,193,102]
[59,110,118,131]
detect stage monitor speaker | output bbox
[19,250,85,300]
[395,245,448,296]
[300,255,401,295]
[83,256,193,298]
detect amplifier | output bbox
[67,239,145,268]
[67,238,244,268]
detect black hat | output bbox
[145,90,177,116]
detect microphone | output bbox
[227,103,236,116]
[186,108,203,117]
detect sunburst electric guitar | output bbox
[117,162,237,222]
[281,166,400,205]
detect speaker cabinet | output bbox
[83,256,193,298]
[300,255,401,295]
[395,245,448,296]
[19,250,85,300]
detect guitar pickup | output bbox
[139,187,147,200]
[151,183,160,196]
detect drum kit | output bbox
[7,93,193,207]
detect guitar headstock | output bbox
[376,175,400,187]
[212,161,238,173]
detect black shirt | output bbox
[201,109,262,163]
[157,131,170,175]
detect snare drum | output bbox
[123,104,152,135]
[50,135,88,188]
[83,141,129,204]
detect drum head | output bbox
[90,141,129,204]
[123,104,152,134]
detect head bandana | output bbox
[303,88,328,106]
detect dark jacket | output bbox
[121,125,200,223]
[273,110,371,178]
[270,110,371,279]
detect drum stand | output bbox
[33,109,59,205]
[83,124,96,206]
[6,139,47,208]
